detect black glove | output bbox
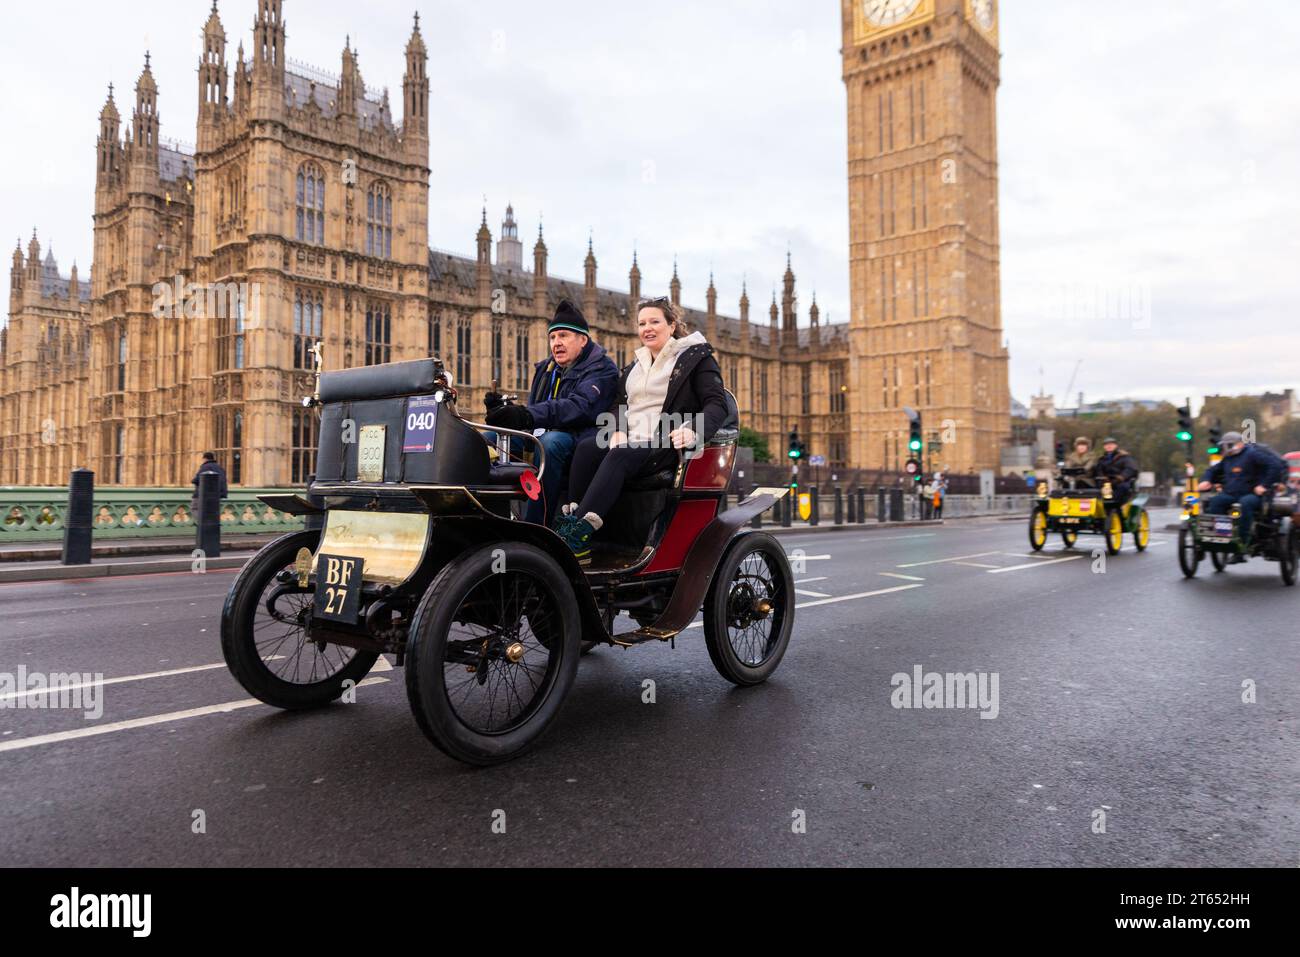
[484,391,504,414]
[485,403,534,432]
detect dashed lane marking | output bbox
[684,583,923,628]
[794,589,831,598]
[878,572,925,581]
[0,677,391,754]
[986,555,1085,574]
[896,551,1004,568]
[954,562,1001,569]
[793,577,828,584]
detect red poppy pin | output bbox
[520,469,541,500]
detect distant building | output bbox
[1027,393,1057,420]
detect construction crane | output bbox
[1062,360,1083,415]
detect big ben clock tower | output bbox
[841,0,1010,474]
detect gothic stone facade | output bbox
[1,0,1007,488]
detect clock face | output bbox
[863,0,922,27]
[970,0,995,30]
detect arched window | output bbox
[296,164,325,244]
[365,300,391,366]
[117,331,127,391]
[366,181,392,258]
[294,287,323,369]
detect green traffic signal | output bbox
[908,438,922,452]
[1176,430,1192,442]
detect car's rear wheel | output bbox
[1133,509,1151,551]
[1210,550,1229,572]
[1029,511,1047,551]
[1105,510,1124,555]
[405,542,580,765]
[1177,526,1201,578]
[221,530,379,709]
[703,533,794,686]
[1061,529,1078,548]
[1280,528,1297,586]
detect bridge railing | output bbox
[0,487,303,542]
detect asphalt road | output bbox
[1,509,1296,867]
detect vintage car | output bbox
[1177,487,1297,585]
[1028,466,1151,555]
[220,354,795,765]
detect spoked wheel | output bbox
[1133,509,1151,551]
[221,530,378,709]
[405,542,580,765]
[1028,511,1048,551]
[1104,510,1124,555]
[1210,550,1229,572]
[1177,526,1201,578]
[703,533,795,686]
[1280,530,1297,587]
[1061,529,1078,549]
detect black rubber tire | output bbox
[1133,509,1150,552]
[1061,529,1078,549]
[404,542,580,766]
[221,530,379,709]
[1028,511,1047,551]
[1177,526,1200,578]
[1210,550,1228,572]
[1104,510,1124,556]
[703,533,795,686]
[1280,532,1297,587]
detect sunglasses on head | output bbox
[638,296,673,311]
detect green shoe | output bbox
[555,516,595,565]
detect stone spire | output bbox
[670,258,681,309]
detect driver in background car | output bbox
[1197,430,1288,556]
[1091,436,1138,506]
[1063,436,1098,487]
[483,299,619,525]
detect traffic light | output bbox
[1176,406,1193,444]
[1054,440,1066,463]
[787,429,802,460]
[908,419,923,453]
[1207,424,1222,455]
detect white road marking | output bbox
[683,583,922,628]
[793,584,924,609]
[793,577,828,584]
[787,554,832,561]
[794,588,831,598]
[987,555,1085,574]
[0,677,391,754]
[0,656,286,703]
[879,572,925,581]
[954,562,1001,569]
[897,551,1005,568]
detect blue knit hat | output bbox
[548,299,589,336]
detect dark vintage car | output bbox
[1178,487,1297,586]
[221,354,795,765]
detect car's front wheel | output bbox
[404,542,581,765]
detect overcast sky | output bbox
[2,1,1297,411]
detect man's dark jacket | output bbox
[1092,448,1138,485]
[192,460,229,499]
[614,341,736,445]
[1202,444,1288,499]
[524,339,619,441]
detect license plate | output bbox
[357,425,386,482]
[1213,518,1233,535]
[1060,517,1079,524]
[313,553,364,624]
[1077,501,1092,513]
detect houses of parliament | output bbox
[0,0,1009,489]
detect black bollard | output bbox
[809,486,820,526]
[890,487,904,522]
[196,471,222,559]
[61,468,94,566]
[835,486,844,525]
[877,487,887,523]
[781,491,792,527]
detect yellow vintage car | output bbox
[1028,467,1150,555]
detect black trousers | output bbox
[566,435,677,520]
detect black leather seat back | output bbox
[318,358,442,403]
